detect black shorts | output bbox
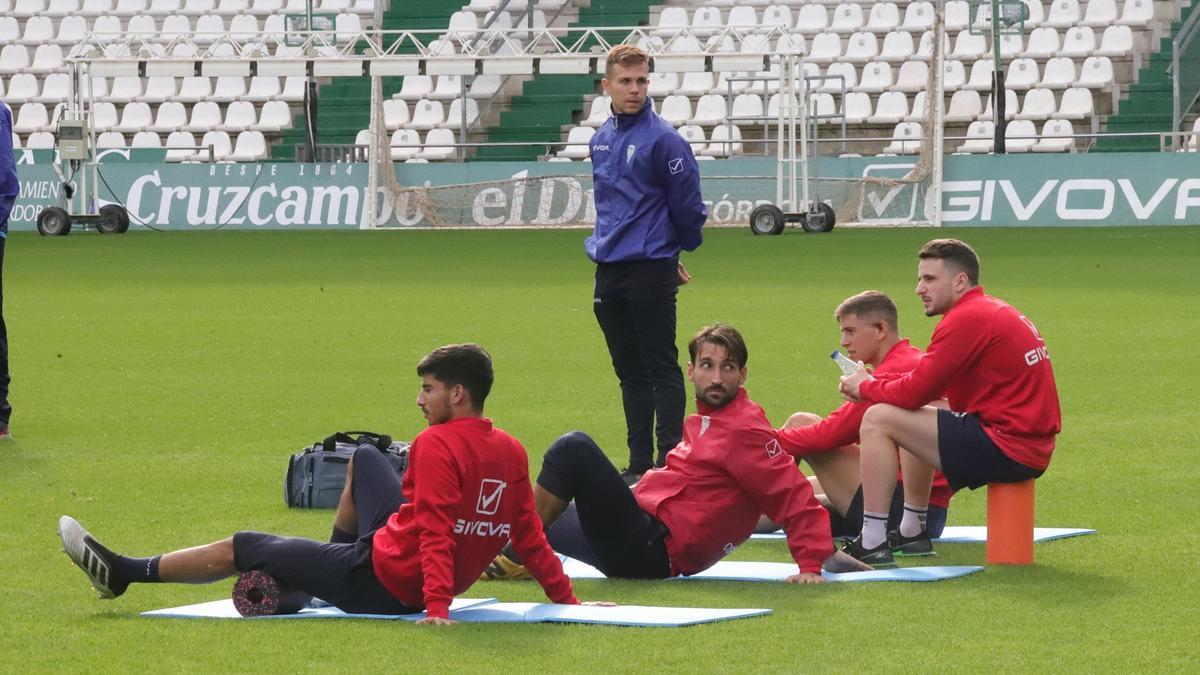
[937,409,1043,491]
[232,446,417,615]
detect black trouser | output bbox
[593,259,685,472]
[537,431,671,579]
[232,446,415,614]
[0,235,10,427]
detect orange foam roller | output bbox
[986,480,1035,565]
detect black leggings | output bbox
[537,431,671,579]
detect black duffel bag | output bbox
[284,431,409,509]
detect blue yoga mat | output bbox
[558,558,983,583]
[142,598,770,626]
[749,526,1096,542]
[142,597,495,620]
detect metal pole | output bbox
[932,0,947,226]
[990,0,1006,153]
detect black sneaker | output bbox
[889,528,937,557]
[841,535,897,568]
[619,468,645,487]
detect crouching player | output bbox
[488,324,868,583]
[58,344,579,624]
[776,291,955,557]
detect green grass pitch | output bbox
[4,226,1197,671]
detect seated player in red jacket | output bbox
[57,344,579,625]
[774,290,955,555]
[487,324,868,583]
[839,239,1062,567]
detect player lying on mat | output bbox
[58,344,587,625]
[764,290,956,562]
[838,239,1062,567]
[484,324,869,584]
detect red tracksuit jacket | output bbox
[859,286,1062,470]
[633,388,835,575]
[778,339,954,508]
[371,417,577,619]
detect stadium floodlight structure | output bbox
[63,21,943,229]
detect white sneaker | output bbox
[57,516,125,599]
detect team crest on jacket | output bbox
[765,439,782,459]
[475,479,506,515]
[626,144,637,163]
[699,416,711,437]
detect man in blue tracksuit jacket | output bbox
[585,45,707,482]
[0,104,19,437]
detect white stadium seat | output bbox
[901,2,934,32]
[409,99,446,130]
[998,34,1023,60]
[914,30,949,62]
[1096,26,1134,57]
[131,130,162,147]
[958,120,995,153]
[942,59,965,90]
[819,62,856,93]
[677,124,705,156]
[389,129,419,161]
[689,94,727,126]
[165,130,196,161]
[1023,27,1060,59]
[730,93,764,123]
[1056,87,1094,120]
[185,101,222,132]
[1082,0,1119,26]
[1045,0,1080,28]
[14,103,51,134]
[1016,87,1057,121]
[841,92,872,124]
[440,97,479,129]
[761,5,793,31]
[382,99,409,129]
[219,100,257,132]
[47,0,79,15]
[944,1,969,31]
[79,0,113,14]
[858,61,894,93]
[1006,58,1040,91]
[1033,119,1075,152]
[114,0,146,15]
[691,6,722,36]
[808,93,836,123]
[105,76,145,102]
[1005,119,1038,152]
[279,77,305,102]
[703,124,742,157]
[895,60,928,92]
[252,100,292,132]
[149,101,188,132]
[868,91,908,124]
[727,6,757,29]
[92,101,119,130]
[843,32,878,63]
[1117,0,1155,27]
[647,72,678,98]
[161,16,194,41]
[4,74,40,105]
[880,31,914,62]
[245,76,281,103]
[830,3,864,34]
[807,32,843,64]
[114,101,153,132]
[418,128,457,161]
[0,46,31,76]
[127,14,158,40]
[882,121,921,154]
[396,76,433,101]
[178,76,214,103]
[27,131,56,149]
[0,18,19,45]
[795,5,828,35]
[140,77,179,103]
[228,130,266,161]
[229,13,260,39]
[97,131,128,148]
[581,96,611,128]
[1041,57,1077,89]
[212,76,248,103]
[659,95,693,126]
[12,0,48,16]
[982,88,1019,120]
[149,0,182,16]
[944,89,982,122]
[866,2,900,32]
[557,126,594,159]
[196,130,232,161]
[19,16,56,46]
[952,30,988,60]
[1077,57,1114,90]
[964,59,996,91]
[36,73,71,104]
[1059,27,1096,58]
[903,90,927,122]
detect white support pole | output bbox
[932,0,947,227]
[366,75,380,230]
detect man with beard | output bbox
[487,324,868,583]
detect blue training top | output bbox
[0,105,19,236]
[584,98,707,264]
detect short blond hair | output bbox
[606,44,649,76]
[835,290,899,335]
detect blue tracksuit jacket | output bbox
[585,98,706,263]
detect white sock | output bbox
[900,503,928,537]
[861,511,889,549]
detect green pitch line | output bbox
[6,226,1198,671]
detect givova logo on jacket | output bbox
[475,478,506,515]
[454,479,511,538]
